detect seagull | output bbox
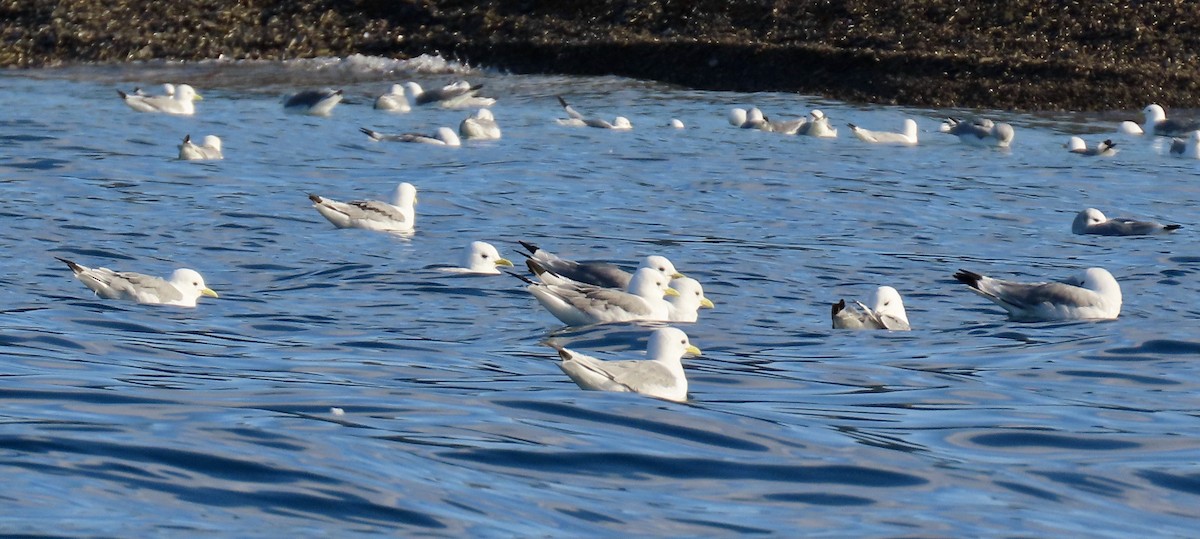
[848,119,919,145]
[729,107,770,130]
[283,89,343,116]
[57,257,217,307]
[459,109,502,140]
[360,127,461,146]
[548,326,701,402]
[438,241,515,274]
[1141,104,1200,137]
[1168,130,1200,159]
[374,84,411,112]
[1065,136,1117,156]
[1071,208,1181,236]
[831,286,911,330]
[942,117,1015,147]
[308,182,417,233]
[404,81,495,108]
[517,267,679,326]
[178,134,223,160]
[953,267,1122,321]
[117,83,201,115]
[670,118,685,129]
[797,110,838,137]
[666,277,714,323]
[518,240,684,289]
[556,96,632,129]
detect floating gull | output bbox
[1168,130,1200,159]
[374,84,411,112]
[438,241,515,274]
[1141,104,1200,137]
[517,267,678,326]
[118,83,201,115]
[849,119,919,145]
[1065,136,1117,156]
[670,118,685,129]
[666,277,714,323]
[831,286,911,330]
[549,326,701,402]
[405,81,495,109]
[459,109,502,140]
[1071,208,1181,236]
[57,257,217,307]
[942,117,1015,148]
[798,110,838,138]
[178,134,223,161]
[308,182,417,233]
[518,240,684,289]
[360,126,461,146]
[556,96,632,130]
[284,89,343,116]
[953,267,1122,321]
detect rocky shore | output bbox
[4,0,1199,111]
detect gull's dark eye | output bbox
[680,339,686,345]
[481,253,489,259]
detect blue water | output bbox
[2,57,1199,536]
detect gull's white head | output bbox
[870,286,908,325]
[728,108,748,126]
[667,277,714,321]
[1072,208,1107,234]
[162,83,176,96]
[389,83,405,96]
[403,81,424,97]
[747,107,766,124]
[810,109,826,120]
[642,255,683,281]
[462,241,514,274]
[993,123,1015,146]
[1143,103,1167,126]
[474,108,495,121]
[613,117,633,129]
[647,327,702,362]
[1118,121,1144,135]
[1061,267,1122,311]
[392,182,418,208]
[202,135,222,151]
[628,267,678,299]
[168,268,218,302]
[175,84,200,102]
[1066,136,1086,152]
[670,118,685,129]
[437,127,462,146]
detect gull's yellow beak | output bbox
[664,287,680,297]
[193,93,204,101]
[201,288,218,298]
[496,258,515,268]
[684,344,702,356]
[700,297,715,309]
[672,272,685,279]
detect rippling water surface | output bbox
[2,57,1198,536]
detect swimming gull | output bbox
[1065,136,1117,156]
[284,89,343,116]
[548,326,701,402]
[57,257,217,307]
[405,81,495,109]
[374,84,411,112]
[831,286,911,330]
[848,119,919,145]
[438,241,515,274]
[118,83,201,115]
[953,267,1122,321]
[360,126,461,147]
[459,109,502,140]
[178,134,223,160]
[942,117,1015,148]
[517,267,678,326]
[666,277,714,323]
[556,96,632,130]
[1141,104,1200,137]
[518,240,684,289]
[1168,130,1200,159]
[309,182,417,233]
[1071,208,1181,236]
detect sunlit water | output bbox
[1,56,1198,536]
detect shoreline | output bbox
[4,1,1197,111]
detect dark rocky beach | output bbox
[4,0,1200,111]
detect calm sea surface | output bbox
[1,57,1198,537]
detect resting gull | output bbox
[666,277,714,323]
[1141,104,1200,137]
[953,267,1122,321]
[1168,130,1200,159]
[438,241,515,274]
[518,240,684,289]
[284,89,343,116]
[548,326,701,402]
[118,83,201,115]
[308,182,417,233]
[374,84,411,112]
[831,286,911,330]
[942,117,1015,148]
[848,119,919,145]
[459,109,502,140]
[178,134,223,161]
[360,126,461,147]
[556,96,632,130]
[1071,208,1181,236]
[517,267,678,326]
[405,81,495,109]
[57,257,217,307]
[1065,136,1117,156]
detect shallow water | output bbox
[2,57,1198,536]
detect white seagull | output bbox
[117,83,201,115]
[953,267,1122,321]
[57,257,217,307]
[549,327,701,402]
[518,240,684,289]
[831,286,911,330]
[438,241,515,274]
[283,89,343,116]
[520,267,678,326]
[1141,104,1200,137]
[1168,130,1200,159]
[729,107,771,130]
[459,109,502,140]
[942,117,1015,148]
[308,182,417,233]
[405,81,495,108]
[178,134,223,160]
[556,96,632,129]
[849,119,919,145]
[1071,208,1181,236]
[360,126,461,147]
[1065,136,1117,156]
[374,84,411,112]
[666,277,715,323]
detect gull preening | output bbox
[953,267,1122,321]
[666,277,715,323]
[459,109,502,140]
[1168,130,1200,159]
[308,182,417,233]
[57,257,217,307]
[942,117,1015,148]
[1141,104,1200,137]
[178,134,223,161]
[438,241,515,275]
[118,83,201,115]
[405,81,495,109]
[360,126,461,147]
[374,84,411,112]
[517,267,678,326]
[831,286,911,330]
[548,326,701,402]
[283,89,343,116]
[849,119,919,145]
[556,96,632,130]
[1072,208,1181,236]
[1065,136,1117,156]
[798,110,838,137]
[518,241,684,289]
